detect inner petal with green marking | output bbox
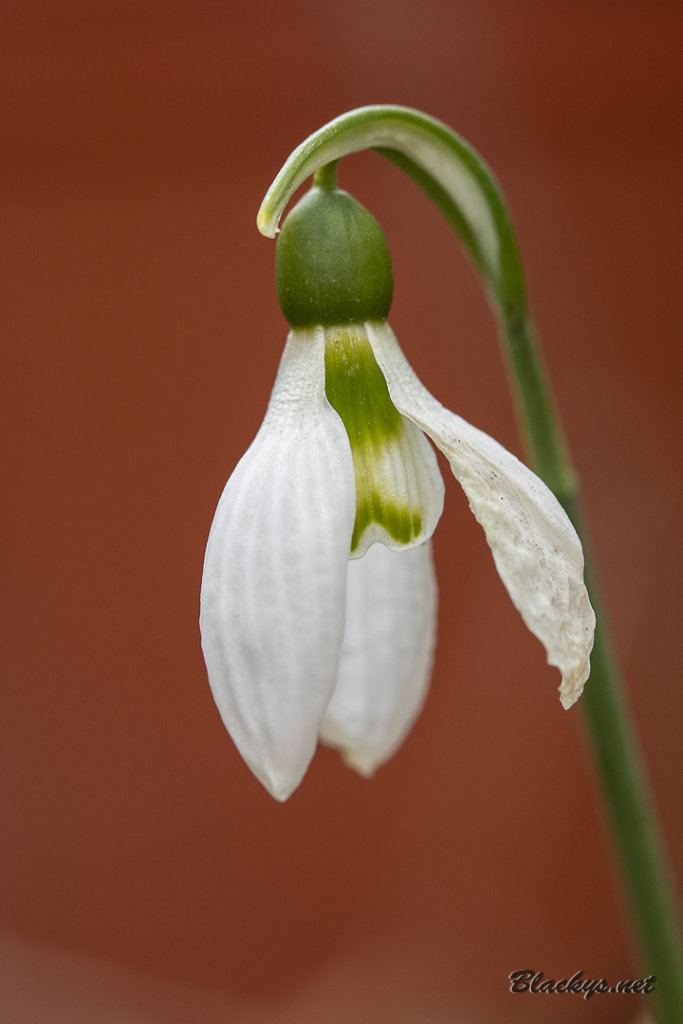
[324,323,445,557]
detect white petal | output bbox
[319,540,437,775]
[199,328,357,800]
[347,408,445,558]
[323,324,444,558]
[367,321,595,709]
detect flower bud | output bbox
[275,178,393,328]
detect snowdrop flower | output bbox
[200,178,595,800]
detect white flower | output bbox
[200,319,595,801]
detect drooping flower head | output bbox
[200,166,595,800]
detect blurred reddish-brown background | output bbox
[2,1,682,1021]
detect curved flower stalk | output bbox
[200,167,595,803]
[257,105,572,498]
[251,107,683,1023]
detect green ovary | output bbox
[324,325,423,553]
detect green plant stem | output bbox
[499,312,683,1024]
[258,105,683,1023]
[380,142,683,1020]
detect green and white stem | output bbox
[258,105,683,1024]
